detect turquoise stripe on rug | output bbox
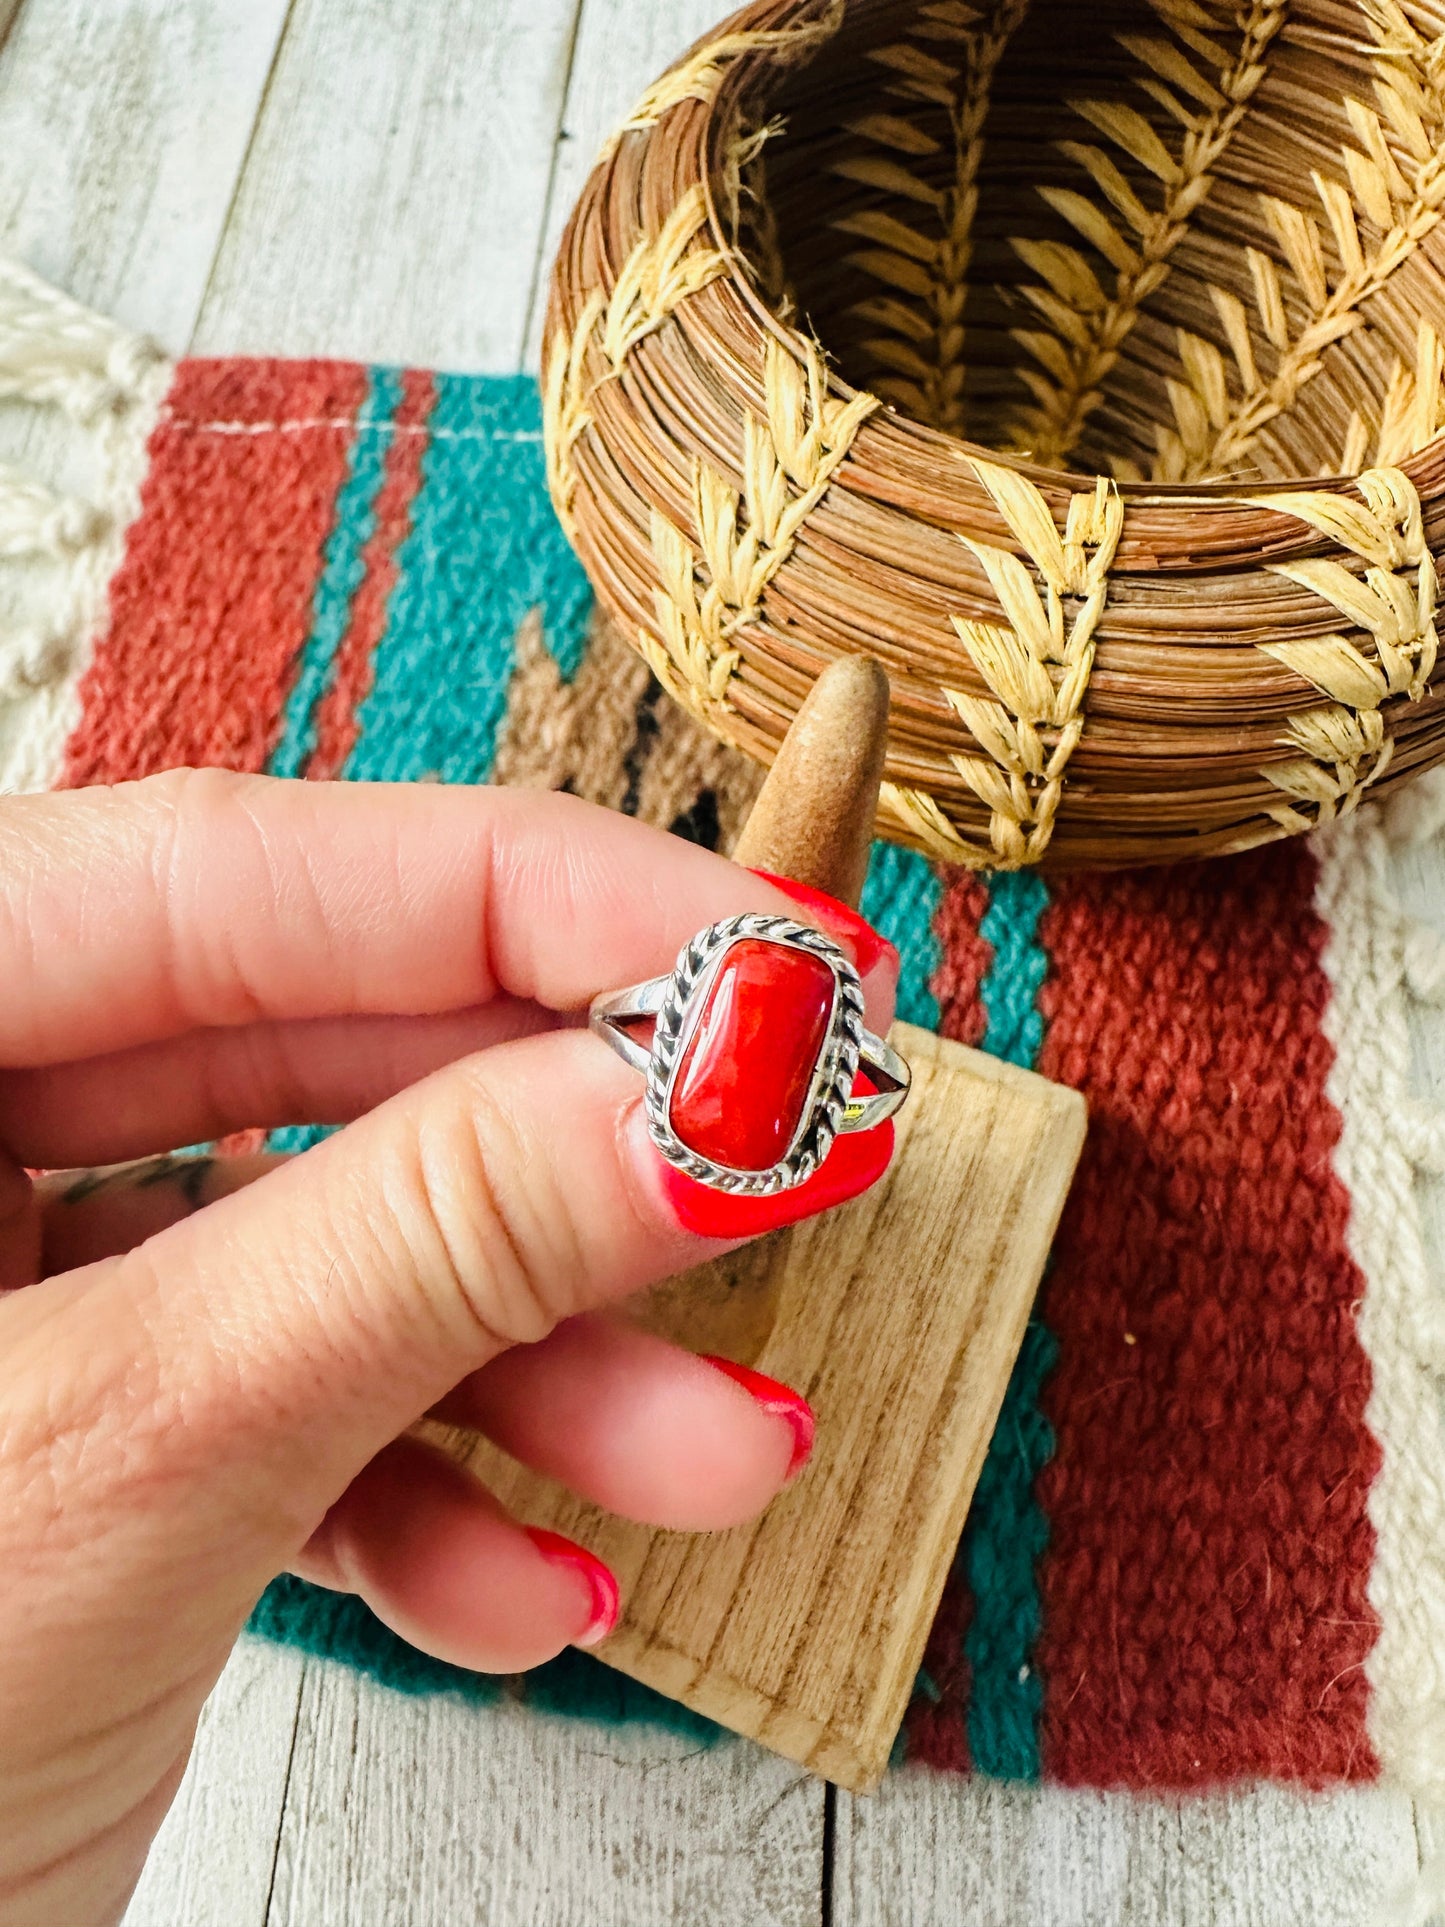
[340,373,592,785]
[250,1574,721,1742]
[979,872,1049,1069]
[266,373,592,1154]
[268,367,401,780]
[860,840,941,1028]
[961,870,1057,1779]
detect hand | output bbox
[0,770,898,1926]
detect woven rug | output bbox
[4,259,1445,1799]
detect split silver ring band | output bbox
[589,912,911,1195]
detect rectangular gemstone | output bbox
[668,938,836,1172]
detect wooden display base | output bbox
[464,1022,1086,1792]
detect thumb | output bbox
[31,1014,892,1590]
[0,977,894,1917]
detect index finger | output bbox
[0,770,894,1066]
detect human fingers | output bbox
[0,771,896,1068]
[4,999,556,1168]
[0,778,902,1922]
[27,1036,898,1283]
[294,1435,620,1672]
[37,1167,817,1527]
[39,1163,820,1526]
[36,1170,817,1530]
[2,1016,890,1906]
[33,1154,281,1276]
[432,1312,813,1530]
[18,1018,893,1621]
[292,1324,819,1669]
[0,885,897,1919]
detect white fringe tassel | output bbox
[1321,782,1445,1922]
[0,462,99,558]
[0,254,162,419]
[0,256,170,792]
[1404,916,1445,1008]
[1383,766,1445,852]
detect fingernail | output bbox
[699,1356,816,1480]
[750,870,899,983]
[660,1112,894,1238]
[524,1529,620,1648]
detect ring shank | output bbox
[588,975,670,1076]
[838,1033,910,1132]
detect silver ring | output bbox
[589,912,911,1195]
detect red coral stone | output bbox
[668,938,836,1172]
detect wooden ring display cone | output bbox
[464,659,1087,1790]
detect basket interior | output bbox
[738,0,1445,483]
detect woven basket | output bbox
[541,0,1445,869]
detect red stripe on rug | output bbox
[932,871,991,1047]
[306,368,436,781]
[907,1566,974,1772]
[903,865,989,1772]
[62,359,368,786]
[1033,845,1381,1788]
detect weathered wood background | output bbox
[0,0,1439,1920]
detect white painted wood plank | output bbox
[0,0,289,606]
[192,0,584,371]
[519,0,729,372]
[0,0,291,349]
[123,1639,307,1927]
[832,1770,1421,1927]
[0,0,287,791]
[264,1658,824,1927]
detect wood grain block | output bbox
[464,1021,1087,1792]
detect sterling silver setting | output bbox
[589,912,911,1195]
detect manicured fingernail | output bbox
[524,1529,620,1648]
[750,870,899,983]
[660,1110,894,1238]
[700,1356,816,1480]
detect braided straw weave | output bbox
[542,0,1445,868]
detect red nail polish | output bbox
[699,1356,816,1479]
[524,1528,620,1648]
[750,870,899,981]
[660,1105,894,1238]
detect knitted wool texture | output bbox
[4,287,1444,1796]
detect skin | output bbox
[0,770,897,1926]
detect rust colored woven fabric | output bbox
[63,359,369,786]
[1034,853,1381,1787]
